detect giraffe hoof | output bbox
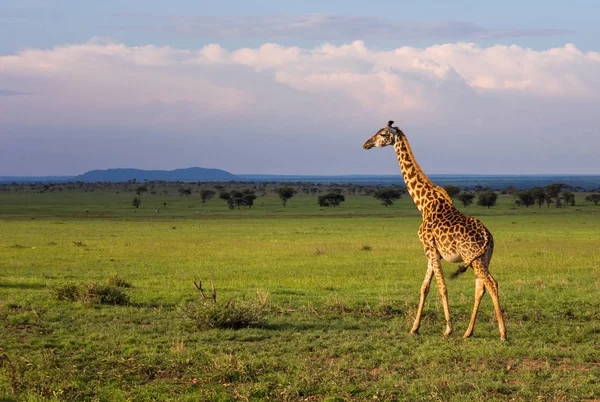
[443,328,453,337]
[409,329,419,335]
[463,332,473,339]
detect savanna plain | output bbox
[1,185,599,401]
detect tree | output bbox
[373,187,403,207]
[443,185,461,199]
[530,187,546,208]
[241,189,257,208]
[545,183,567,208]
[561,191,575,207]
[277,186,297,207]
[516,191,535,208]
[200,189,216,205]
[471,185,492,193]
[178,187,192,197]
[585,193,600,205]
[221,189,257,209]
[477,191,497,208]
[457,192,475,207]
[318,191,345,207]
[229,190,246,209]
[135,185,148,196]
[504,186,519,197]
[132,196,142,209]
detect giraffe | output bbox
[363,121,507,341]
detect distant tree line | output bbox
[2,180,599,212]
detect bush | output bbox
[52,282,79,301]
[180,298,268,330]
[51,281,130,305]
[107,274,132,288]
[79,281,130,305]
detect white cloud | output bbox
[0,40,599,174]
[2,40,598,127]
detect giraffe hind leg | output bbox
[471,259,507,341]
[463,277,485,338]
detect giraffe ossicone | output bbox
[363,122,507,341]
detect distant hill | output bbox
[75,167,239,182]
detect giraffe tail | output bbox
[449,265,469,279]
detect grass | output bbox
[0,189,599,400]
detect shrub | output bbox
[52,282,79,301]
[79,281,130,305]
[107,274,132,288]
[51,281,130,305]
[180,298,268,330]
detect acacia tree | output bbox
[585,193,600,205]
[545,183,567,207]
[530,187,546,208]
[218,191,230,201]
[318,190,345,207]
[221,189,257,209]
[458,192,475,207]
[277,186,297,207]
[561,191,575,206]
[477,191,498,208]
[135,185,148,196]
[200,189,216,205]
[242,189,257,208]
[373,187,403,207]
[443,185,461,199]
[132,196,142,209]
[517,191,535,208]
[178,187,192,196]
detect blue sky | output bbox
[2,0,597,52]
[1,0,599,175]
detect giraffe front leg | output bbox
[433,266,453,337]
[410,267,434,335]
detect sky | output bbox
[1,0,599,176]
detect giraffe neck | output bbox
[393,134,446,216]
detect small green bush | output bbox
[180,298,267,330]
[51,282,79,301]
[51,281,130,305]
[79,281,130,305]
[107,274,132,288]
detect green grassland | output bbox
[1,188,599,401]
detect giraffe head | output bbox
[362,121,403,150]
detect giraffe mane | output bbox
[435,186,453,204]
